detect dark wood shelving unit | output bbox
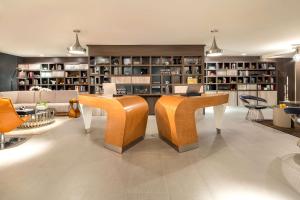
[87,45,205,96]
[205,61,277,91]
[204,57,278,106]
[17,59,89,93]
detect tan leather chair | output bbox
[0,98,30,149]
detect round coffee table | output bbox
[17,108,55,128]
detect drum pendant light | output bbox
[206,29,223,57]
[67,30,86,55]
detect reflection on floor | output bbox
[0,107,299,200]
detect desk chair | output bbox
[240,95,268,121]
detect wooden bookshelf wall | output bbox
[17,57,89,93]
[88,45,205,95]
[205,61,277,91]
[204,57,278,106]
[14,53,279,107]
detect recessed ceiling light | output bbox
[39,54,44,57]
[241,53,247,56]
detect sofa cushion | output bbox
[40,91,56,103]
[47,103,70,113]
[55,90,78,103]
[17,91,35,103]
[0,91,19,103]
[34,91,41,102]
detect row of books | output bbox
[18,64,88,71]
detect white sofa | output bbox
[0,90,78,114]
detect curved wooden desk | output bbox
[78,94,149,153]
[155,93,229,152]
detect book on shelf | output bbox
[52,71,64,77]
[95,57,110,65]
[227,69,238,76]
[113,67,122,75]
[132,76,150,84]
[187,77,198,84]
[18,71,26,78]
[183,57,199,65]
[111,76,132,84]
[237,84,247,90]
[65,64,88,70]
[247,84,257,90]
[239,70,250,76]
[123,58,131,65]
[41,71,51,78]
[207,71,216,76]
[216,70,227,76]
[207,66,216,70]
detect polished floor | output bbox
[0,107,300,200]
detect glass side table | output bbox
[17,108,55,128]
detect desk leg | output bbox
[213,104,226,134]
[79,104,93,133]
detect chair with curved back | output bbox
[0,98,30,150]
[284,107,300,148]
[239,95,268,121]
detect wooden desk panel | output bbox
[79,94,149,153]
[155,93,229,152]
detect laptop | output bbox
[181,85,202,97]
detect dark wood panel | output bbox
[276,58,295,101]
[0,52,21,91]
[21,57,88,64]
[88,45,205,56]
[141,96,161,115]
[296,62,300,101]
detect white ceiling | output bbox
[0,0,300,57]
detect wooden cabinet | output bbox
[258,91,278,106]
[237,91,277,106]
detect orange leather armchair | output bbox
[0,98,30,150]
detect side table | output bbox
[273,107,291,128]
[69,99,80,118]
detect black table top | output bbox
[280,101,300,107]
[16,108,35,115]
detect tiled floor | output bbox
[0,107,299,200]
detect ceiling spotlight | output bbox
[241,53,247,56]
[206,29,223,57]
[67,29,86,55]
[293,47,300,62]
